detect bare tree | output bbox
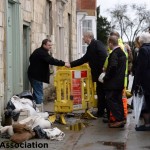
[108,4,150,49]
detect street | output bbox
[1,98,150,150]
[0,76,150,150]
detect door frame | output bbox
[5,0,22,105]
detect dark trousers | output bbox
[96,81,107,116]
[105,90,124,121]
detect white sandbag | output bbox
[43,127,65,141]
[11,96,37,116]
[19,116,51,129]
[0,126,14,136]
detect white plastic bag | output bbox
[133,93,144,127]
[43,127,65,141]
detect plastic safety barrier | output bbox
[54,64,97,113]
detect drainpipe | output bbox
[0,97,2,127]
[0,90,2,127]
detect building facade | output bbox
[76,0,97,57]
[0,0,77,125]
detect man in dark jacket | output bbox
[70,31,108,117]
[103,35,126,128]
[28,39,70,104]
[133,32,150,131]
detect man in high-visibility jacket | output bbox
[104,31,128,90]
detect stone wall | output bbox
[21,0,76,101]
[0,0,77,124]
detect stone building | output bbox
[0,0,77,125]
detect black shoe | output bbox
[135,125,150,131]
[92,112,103,118]
[102,112,108,123]
[103,118,109,123]
[103,113,108,118]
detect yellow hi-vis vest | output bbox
[103,38,128,88]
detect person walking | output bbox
[70,31,108,117]
[28,39,70,104]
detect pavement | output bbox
[0,100,150,150]
[0,76,150,150]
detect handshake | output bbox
[65,62,71,68]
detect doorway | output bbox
[23,24,30,90]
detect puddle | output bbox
[68,120,90,131]
[142,146,150,149]
[69,122,85,131]
[65,117,90,131]
[102,141,126,150]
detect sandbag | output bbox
[10,131,35,143]
[33,125,48,139]
[10,123,35,143]
[12,123,31,133]
[18,90,33,100]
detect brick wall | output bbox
[77,0,96,16]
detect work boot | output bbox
[109,121,124,128]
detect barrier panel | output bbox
[54,64,97,113]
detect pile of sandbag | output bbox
[0,121,65,143]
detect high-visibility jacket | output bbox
[103,38,128,88]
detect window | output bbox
[82,20,92,33]
[45,0,52,38]
[56,1,64,59]
[57,2,63,26]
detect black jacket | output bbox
[133,43,150,94]
[28,47,65,83]
[70,39,107,82]
[103,47,126,90]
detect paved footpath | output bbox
[1,108,150,150]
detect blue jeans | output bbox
[29,78,43,104]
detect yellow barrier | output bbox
[54,64,97,113]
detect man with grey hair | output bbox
[139,32,150,45]
[133,32,150,131]
[70,31,108,117]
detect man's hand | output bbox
[65,62,71,68]
[122,88,126,97]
